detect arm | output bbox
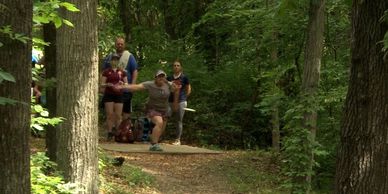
[121,83,145,92]
[186,84,191,98]
[99,75,107,93]
[131,69,138,84]
[127,55,138,84]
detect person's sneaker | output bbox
[149,144,163,151]
[172,140,181,145]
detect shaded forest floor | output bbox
[30,137,284,194]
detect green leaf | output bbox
[48,117,63,126]
[53,17,62,28]
[0,69,16,82]
[33,15,50,24]
[60,2,80,12]
[33,105,44,113]
[40,110,49,117]
[33,38,50,46]
[62,19,74,27]
[32,124,44,131]
[0,96,18,105]
[0,42,3,47]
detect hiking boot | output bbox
[172,139,181,145]
[149,144,163,151]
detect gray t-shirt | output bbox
[142,81,172,112]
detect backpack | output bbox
[114,118,135,143]
[132,119,144,142]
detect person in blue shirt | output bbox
[167,59,191,145]
[102,37,138,120]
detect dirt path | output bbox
[31,137,280,193]
[111,152,235,194]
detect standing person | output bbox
[115,70,177,151]
[101,54,128,140]
[103,37,138,120]
[167,59,191,145]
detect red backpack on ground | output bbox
[114,118,135,143]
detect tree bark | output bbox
[0,0,32,193]
[335,1,388,193]
[43,22,57,162]
[160,0,178,40]
[56,0,99,193]
[301,0,325,192]
[119,0,132,43]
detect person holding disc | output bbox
[114,70,177,151]
[167,59,192,145]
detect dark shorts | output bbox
[103,93,123,103]
[123,92,133,113]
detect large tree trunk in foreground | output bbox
[0,0,32,193]
[335,1,388,193]
[301,0,325,192]
[56,0,99,193]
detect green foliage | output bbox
[33,0,79,28]
[0,25,30,47]
[380,10,388,54]
[31,152,76,194]
[0,68,25,105]
[31,103,63,133]
[96,0,351,192]
[0,67,15,83]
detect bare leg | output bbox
[150,116,164,144]
[113,102,123,129]
[105,102,114,133]
[122,112,130,120]
[175,101,187,140]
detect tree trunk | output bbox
[270,23,280,152]
[271,104,280,152]
[0,0,32,193]
[43,22,57,161]
[56,0,99,193]
[119,0,132,43]
[160,0,178,40]
[335,1,388,193]
[301,0,325,192]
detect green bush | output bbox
[31,152,76,194]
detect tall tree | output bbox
[335,1,388,193]
[301,0,325,191]
[43,22,57,161]
[0,0,32,193]
[56,0,99,193]
[119,0,132,42]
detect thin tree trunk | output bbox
[56,0,99,193]
[119,0,132,43]
[271,31,280,152]
[335,1,388,193]
[301,0,325,192]
[43,22,57,161]
[0,0,32,193]
[161,0,177,40]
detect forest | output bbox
[0,0,388,193]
